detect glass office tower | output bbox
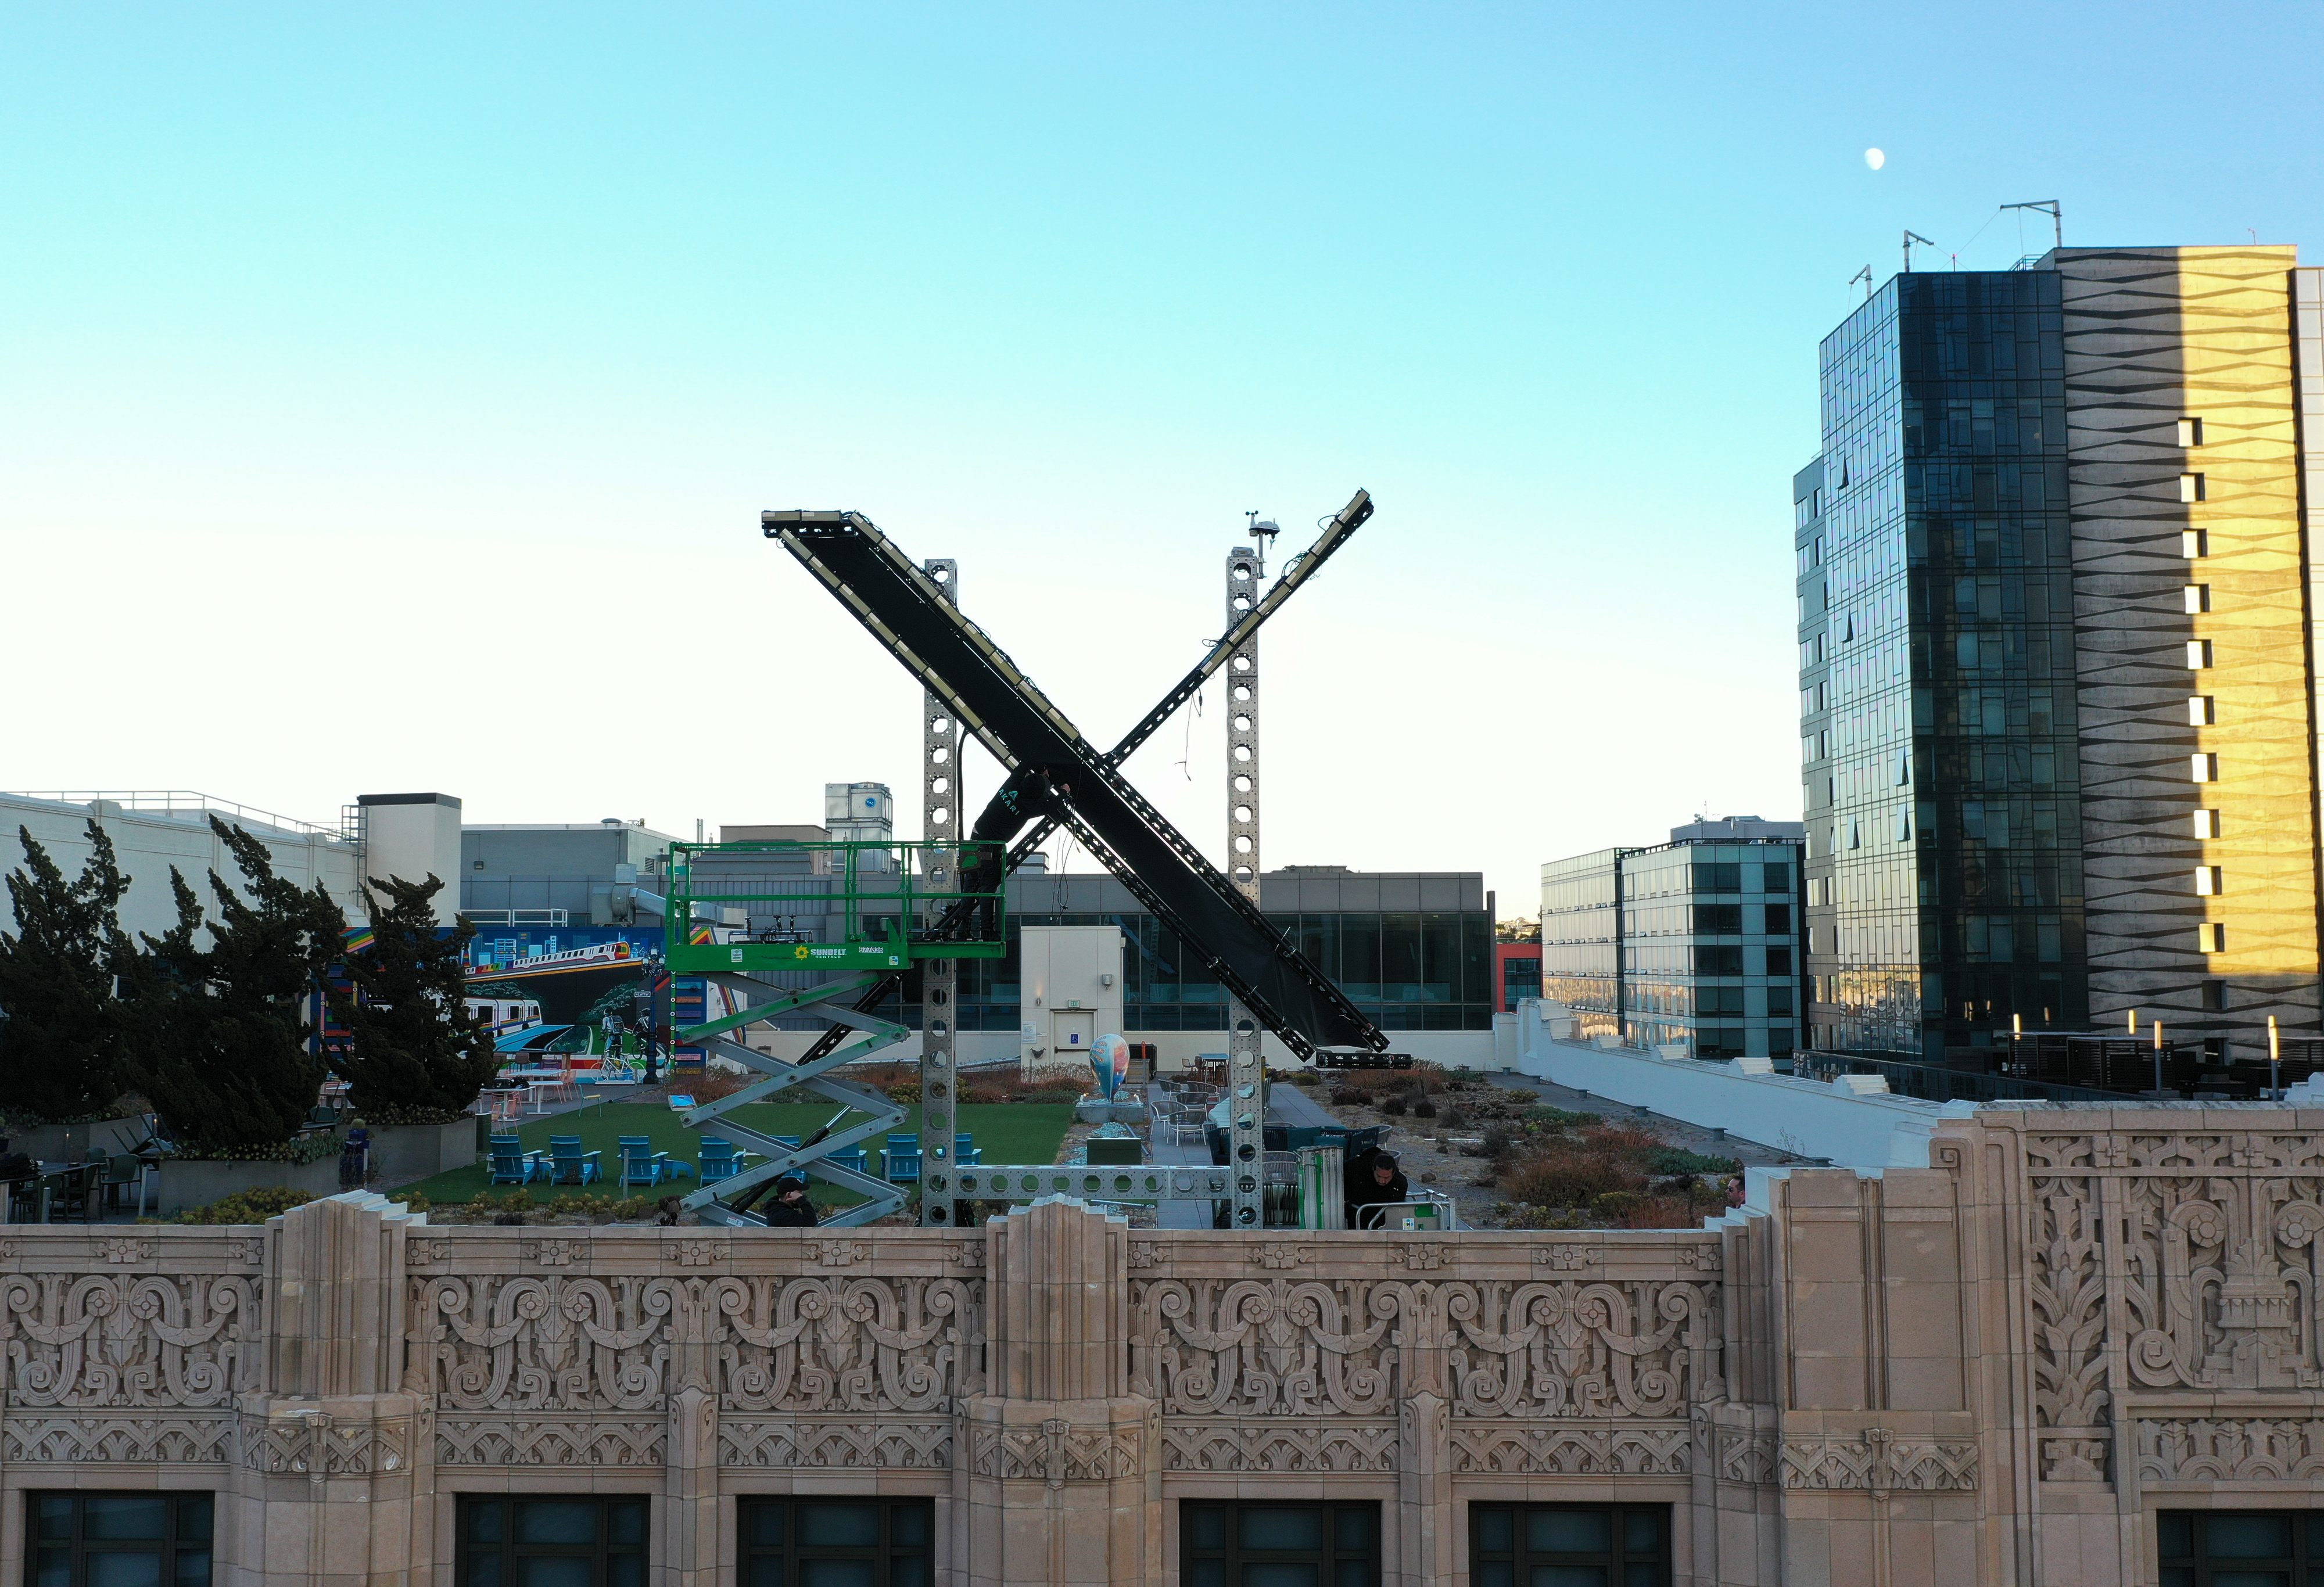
[1798,270,2087,1060]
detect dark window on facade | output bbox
[1763,903,1792,935]
[739,1497,932,1587]
[1764,946,1794,976]
[2157,1509,2323,1585]
[1691,863,1742,893]
[29,1493,213,1587]
[1181,1500,1378,1587]
[1474,1502,1670,1586]
[1759,861,1792,893]
[1692,904,1742,934]
[457,1496,647,1587]
[1694,946,1744,976]
[1697,986,1745,1017]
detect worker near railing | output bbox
[763,1177,820,1227]
[1343,1149,1409,1230]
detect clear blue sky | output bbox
[6,3,2321,914]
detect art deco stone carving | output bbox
[2136,1416,2324,1482]
[413,1273,979,1416]
[1781,1428,1978,1493]
[3,1414,236,1464]
[1448,1423,1691,1475]
[970,1418,1142,1485]
[719,1418,952,1470]
[436,1417,667,1467]
[2024,1128,2324,1468]
[1131,1275,1720,1420]
[0,1273,260,1408]
[242,1410,415,1475]
[1160,1420,1397,1473]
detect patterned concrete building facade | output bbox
[3,1101,2322,1585]
[1799,246,2324,1062]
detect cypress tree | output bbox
[326,874,498,1119]
[0,822,133,1122]
[125,817,346,1151]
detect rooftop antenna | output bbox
[1850,264,1873,300]
[1244,510,1280,575]
[1903,229,1935,274]
[2000,200,2062,253]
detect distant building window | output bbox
[2201,980,2227,1012]
[1764,946,1793,975]
[738,1497,931,1587]
[2193,753,2219,783]
[1758,861,1791,893]
[1763,904,1792,935]
[2179,473,2206,502]
[2158,1510,2322,1582]
[2199,922,2227,953]
[1766,985,1794,1016]
[2195,866,2223,896]
[2189,696,2215,726]
[2185,584,2211,614]
[2177,417,2204,447]
[1691,863,1742,893]
[1473,1505,1670,1587]
[1694,946,1745,976]
[2194,809,2222,839]
[1182,1502,1378,1587]
[458,1496,645,1587]
[29,1493,212,1587]
[1693,903,1742,934]
[2187,640,2214,669]
[2182,528,2208,558]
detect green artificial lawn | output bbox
[393,1100,1076,1209]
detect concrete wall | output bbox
[358,792,464,920]
[1500,997,1954,1168]
[0,793,363,939]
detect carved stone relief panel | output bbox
[437,1417,667,1467]
[969,1419,1142,1485]
[1130,1274,1720,1421]
[2135,1416,2324,1482]
[0,1273,262,1409]
[1448,1422,1691,1476]
[718,1419,952,1470]
[2021,1128,2324,1481]
[413,1272,981,1416]
[1780,1428,1978,1492]
[2,1414,236,1464]
[1160,1420,1397,1474]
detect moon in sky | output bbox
[1865,148,1887,170]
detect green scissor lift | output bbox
[664,839,1005,1227]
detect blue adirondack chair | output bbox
[547,1136,602,1186]
[954,1133,982,1166]
[827,1146,869,1177]
[617,1136,675,1189]
[489,1135,546,1186]
[698,1139,751,1185]
[884,1133,922,1184]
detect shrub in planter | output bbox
[165,1184,316,1225]
[1379,1097,1407,1116]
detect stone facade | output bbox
[1,1102,2319,1584]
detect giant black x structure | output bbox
[765,491,1393,1064]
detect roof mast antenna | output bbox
[1903,230,1936,274]
[2001,200,2063,253]
[1850,265,1873,300]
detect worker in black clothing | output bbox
[763,1178,820,1227]
[1343,1150,1410,1230]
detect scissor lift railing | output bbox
[666,839,1003,1227]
